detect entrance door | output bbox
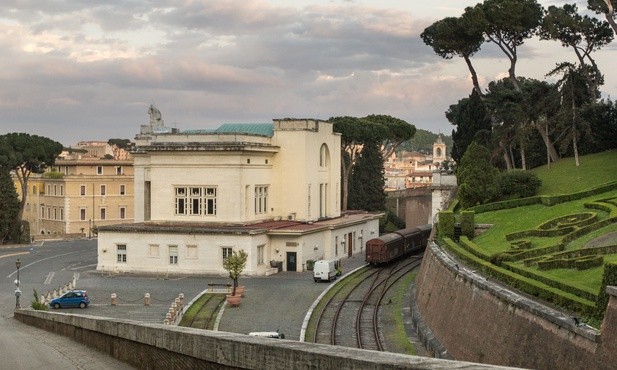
[348,233,353,257]
[286,252,297,272]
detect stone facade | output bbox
[97,115,380,275]
[15,158,134,238]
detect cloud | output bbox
[0,0,614,146]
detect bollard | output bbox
[178,293,184,306]
[144,293,150,306]
[111,293,117,306]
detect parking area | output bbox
[64,254,367,341]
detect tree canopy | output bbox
[0,133,63,220]
[348,139,386,212]
[0,167,20,244]
[423,0,617,174]
[331,115,415,211]
[457,142,500,208]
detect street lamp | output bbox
[15,259,22,309]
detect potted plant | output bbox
[223,249,248,305]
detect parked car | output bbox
[50,290,90,309]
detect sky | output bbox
[1,0,615,146]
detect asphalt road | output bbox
[1,239,366,368]
[0,239,133,369]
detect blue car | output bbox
[50,290,90,309]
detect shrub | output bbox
[438,211,455,239]
[460,211,475,239]
[31,289,48,311]
[595,263,617,320]
[457,142,499,208]
[497,170,542,199]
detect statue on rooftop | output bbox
[148,104,164,128]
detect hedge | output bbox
[595,262,617,320]
[441,238,596,315]
[465,181,617,214]
[438,211,455,240]
[540,181,617,206]
[503,262,598,302]
[467,196,541,214]
[461,211,475,239]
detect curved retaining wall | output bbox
[415,243,617,369]
[14,309,513,369]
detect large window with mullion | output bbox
[175,186,217,216]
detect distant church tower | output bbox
[433,135,446,165]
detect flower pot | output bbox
[226,294,241,307]
[234,285,245,297]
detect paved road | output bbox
[1,239,368,368]
[0,240,133,370]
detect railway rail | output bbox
[309,255,423,352]
[181,293,225,330]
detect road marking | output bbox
[6,250,89,278]
[44,272,55,284]
[0,251,29,260]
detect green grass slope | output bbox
[446,151,617,324]
[531,149,617,195]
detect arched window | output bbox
[320,144,330,167]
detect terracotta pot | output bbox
[234,285,245,297]
[226,294,241,307]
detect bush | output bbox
[31,289,48,311]
[497,170,542,199]
[595,263,617,320]
[438,211,455,239]
[460,211,475,239]
[457,143,499,208]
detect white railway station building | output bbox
[96,108,381,276]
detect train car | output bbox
[365,224,432,266]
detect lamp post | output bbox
[15,259,22,309]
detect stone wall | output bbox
[13,310,510,369]
[414,243,616,370]
[385,187,432,228]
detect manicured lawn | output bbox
[449,151,617,321]
[473,189,617,255]
[532,150,617,195]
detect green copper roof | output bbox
[183,123,273,137]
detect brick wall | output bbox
[414,243,616,370]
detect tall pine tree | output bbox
[457,142,499,209]
[447,90,492,164]
[0,168,20,244]
[348,140,386,212]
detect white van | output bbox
[313,259,339,282]
[249,331,285,339]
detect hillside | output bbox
[531,149,617,195]
[446,151,617,325]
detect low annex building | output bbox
[97,107,380,275]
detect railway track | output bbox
[309,255,423,351]
[181,293,226,330]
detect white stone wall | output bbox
[97,231,272,275]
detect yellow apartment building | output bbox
[15,158,134,239]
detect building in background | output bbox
[385,135,450,191]
[97,109,380,276]
[15,143,134,240]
